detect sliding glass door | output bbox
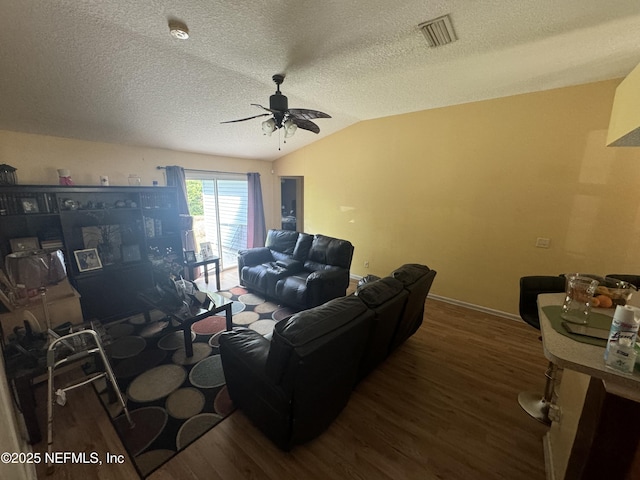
[186,173,247,270]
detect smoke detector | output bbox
[169,20,189,40]
[418,14,457,47]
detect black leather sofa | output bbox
[219,263,436,450]
[237,229,354,310]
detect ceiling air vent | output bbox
[418,14,457,47]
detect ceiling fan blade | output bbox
[220,113,271,124]
[291,118,321,134]
[288,108,332,120]
[251,103,280,114]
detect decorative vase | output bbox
[98,243,115,265]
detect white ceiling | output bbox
[2,1,640,161]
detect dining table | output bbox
[537,293,640,480]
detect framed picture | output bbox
[200,242,214,259]
[74,248,103,272]
[184,250,197,263]
[121,243,141,263]
[10,237,40,253]
[20,197,40,214]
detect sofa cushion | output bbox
[241,264,270,292]
[265,229,299,255]
[274,258,303,273]
[355,277,404,308]
[292,233,313,260]
[392,263,432,286]
[265,295,367,384]
[390,265,437,351]
[307,235,353,270]
[356,278,410,380]
[274,272,311,309]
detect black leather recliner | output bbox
[219,295,374,450]
[220,263,437,450]
[354,276,408,380]
[388,264,437,351]
[237,229,354,310]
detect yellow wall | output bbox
[274,79,640,315]
[3,79,640,315]
[0,130,278,229]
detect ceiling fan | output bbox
[221,74,331,139]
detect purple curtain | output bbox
[247,172,266,248]
[165,167,197,274]
[165,166,189,215]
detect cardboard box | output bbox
[0,279,83,334]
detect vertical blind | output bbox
[185,172,247,269]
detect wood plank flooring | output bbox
[30,270,549,479]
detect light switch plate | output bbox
[535,237,551,248]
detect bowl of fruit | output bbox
[592,277,636,308]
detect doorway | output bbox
[280,177,303,232]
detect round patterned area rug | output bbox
[114,406,168,456]
[107,322,135,339]
[250,319,277,336]
[171,343,212,366]
[110,335,147,359]
[176,413,224,450]
[93,286,300,478]
[191,316,226,336]
[166,387,205,419]
[127,364,187,403]
[113,348,167,379]
[189,355,225,388]
[157,331,196,351]
[216,287,300,335]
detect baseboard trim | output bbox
[350,274,520,322]
[427,294,520,321]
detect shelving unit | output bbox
[0,185,182,322]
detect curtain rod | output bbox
[156,166,242,175]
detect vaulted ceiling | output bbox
[2,1,640,161]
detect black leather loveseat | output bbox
[219,263,437,450]
[237,229,354,310]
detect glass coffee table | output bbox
[138,289,233,357]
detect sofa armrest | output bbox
[307,267,349,285]
[275,258,303,273]
[219,329,271,371]
[219,328,292,437]
[304,267,351,307]
[238,247,274,267]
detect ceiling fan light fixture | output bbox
[169,20,189,40]
[262,118,276,136]
[283,119,297,138]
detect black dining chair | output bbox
[517,275,566,425]
[605,274,640,289]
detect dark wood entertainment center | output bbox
[0,185,182,322]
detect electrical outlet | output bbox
[364,261,369,268]
[535,237,551,248]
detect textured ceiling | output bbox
[2,1,640,161]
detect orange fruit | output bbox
[591,296,600,308]
[596,295,613,308]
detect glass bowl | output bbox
[594,276,637,308]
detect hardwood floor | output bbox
[30,269,549,479]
